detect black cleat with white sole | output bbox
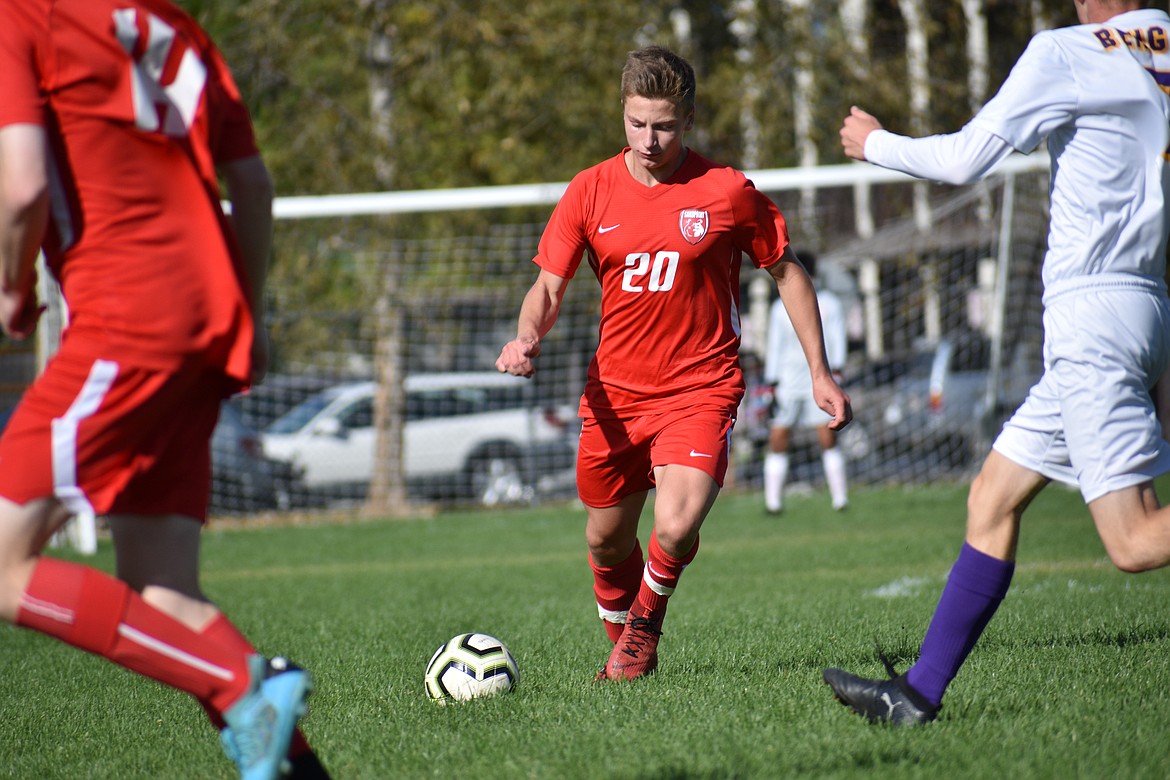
[822,666,939,726]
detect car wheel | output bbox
[468,452,532,507]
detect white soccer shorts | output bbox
[993,277,1170,503]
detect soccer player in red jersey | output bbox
[497,45,852,680]
[0,2,325,777]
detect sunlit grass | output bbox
[2,480,1168,779]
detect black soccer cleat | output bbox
[286,749,332,780]
[822,666,939,726]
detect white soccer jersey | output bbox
[863,9,1170,500]
[866,8,1170,292]
[763,288,846,400]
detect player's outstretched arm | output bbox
[842,105,1015,185]
[496,269,568,378]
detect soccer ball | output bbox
[424,632,519,702]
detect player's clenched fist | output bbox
[840,106,883,162]
[496,335,541,378]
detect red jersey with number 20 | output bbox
[536,149,789,418]
[0,0,259,385]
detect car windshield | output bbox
[405,385,526,421]
[265,391,340,434]
[263,376,538,432]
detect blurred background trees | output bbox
[164,0,1094,394]
[183,0,1085,198]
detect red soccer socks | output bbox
[590,539,643,643]
[16,557,250,713]
[598,533,699,680]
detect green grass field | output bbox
[2,481,1168,779]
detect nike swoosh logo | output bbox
[598,224,621,233]
[689,450,713,458]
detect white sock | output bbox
[823,447,848,509]
[763,452,789,512]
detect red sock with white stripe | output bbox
[590,540,643,642]
[198,613,314,759]
[633,533,699,622]
[16,557,251,713]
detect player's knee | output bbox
[1097,516,1166,572]
[1107,551,1156,573]
[1090,496,1170,573]
[586,531,637,565]
[652,527,693,558]
[1103,539,1165,573]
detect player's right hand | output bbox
[496,335,540,378]
[840,106,883,161]
[0,286,44,340]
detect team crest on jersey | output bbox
[679,210,709,244]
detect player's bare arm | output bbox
[497,268,568,377]
[767,250,852,429]
[840,106,884,162]
[811,373,853,431]
[0,124,49,339]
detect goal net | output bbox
[12,156,1052,520]
[229,155,1051,515]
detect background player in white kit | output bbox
[823,0,1170,725]
[762,251,849,514]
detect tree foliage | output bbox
[181,0,375,193]
[182,0,1091,198]
[175,0,1104,373]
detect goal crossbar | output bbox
[268,154,1049,220]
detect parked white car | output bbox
[261,372,578,507]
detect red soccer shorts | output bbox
[0,344,224,522]
[575,405,736,508]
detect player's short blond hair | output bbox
[620,46,696,114]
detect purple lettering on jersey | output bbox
[1112,26,1169,55]
[1095,28,1118,50]
[1150,27,1168,54]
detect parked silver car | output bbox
[261,372,578,507]
[877,333,1037,471]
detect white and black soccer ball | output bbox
[424,632,519,702]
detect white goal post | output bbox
[266,155,1048,220]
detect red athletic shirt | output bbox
[536,149,789,418]
[0,0,259,385]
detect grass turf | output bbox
[1,480,1168,778]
